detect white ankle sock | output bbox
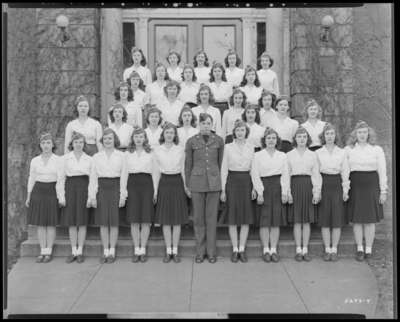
[233,247,239,253]
[296,247,302,254]
[270,248,277,254]
[302,247,308,255]
[77,246,83,255]
[134,247,140,255]
[46,248,52,255]
[41,248,46,255]
[325,247,332,253]
[166,247,172,254]
[331,247,337,254]
[140,247,146,255]
[365,247,372,254]
[172,247,178,255]
[263,248,270,255]
[239,246,245,252]
[357,246,364,252]
[104,249,110,256]
[72,247,77,256]
[109,248,115,256]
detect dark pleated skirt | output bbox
[288,175,317,224]
[309,146,322,152]
[155,174,189,225]
[279,140,293,153]
[219,171,256,225]
[86,144,98,157]
[60,176,91,227]
[256,175,287,227]
[93,178,126,226]
[213,102,229,118]
[225,134,233,144]
[126,173,155,224]
[347,171,384,223]
[317,174,348,228]
[28,182,60,226]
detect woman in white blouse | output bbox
[177,105,200,148]
[301,99,326,152]
[153,123,189,263]
[257,52,280,97]
[166,50,183,84]
[192,84,222,137]
[57,131,92,264]
[224,49,244,89]
[144,106,163,150]
[64,95,103,156]
[157,80,185,126]
[238,66,263,105]
[208,61,233,118]
[222,88,246,143]
[252,127,289,263]
[242,104,265,152]
[266,95,299,153]
[146,62,170,107]
[344,121,387,262]
[258,91,277,127]
[315,123,350,262]
[123,47,152,86]
[107,103,134,152]
[286,126,322,262]
[178,64,200,108]
[26,133,61,263]
[127,71,149,128]
[121,126,158,263]
[193,49,211,84]
[89,128,125,264]
[220,120,256,263]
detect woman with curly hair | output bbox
[177,105,199,148]
[224,49,244,89]
[344,121,387,262]
[257,52,280,97]
[107,103,134,152]
[242,103,265,152]
[208,61,233,118]
[166,50,183,84]
[153,122,189,263]
[146,61,170,107]
[64,95,103,156]
[26,133,61,263]
[144,106,163,150]
[178,63,200,109]
[156,80,185,126]
[301,99,326,152]
[57,131,92,264]
[123,47,152,86]
[192,84,222,136]
[238,65,263,105]
[193,49,211,84]
[259,90,277,127]
[222,88,247,143]
[121,126,158,263]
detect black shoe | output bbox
[66,254,76,263]
[77,254,84,263]
[36,254,45,263]
[173,254,180,263]
[163,254,171,263]
[100,254,107,264]
[365,253,372,261]
[330,253,338,262]
[356,251,365,262]
[195,255,205,263]
[263,253,271,263]
[140,254,147,263]
[132,254,140,263]
[271,253,280,263]
[295,253,303,262]
[303,253,311,262]
[231,252,239,263]
[323,252,331,262]
[107,254,115,263]
[208,255,217,263]
[43,254,52,263]
[238,252,248,263]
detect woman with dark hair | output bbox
[123,47,152,86]
[107,103,134,152]
[224,49,244,89]
[57,131,92,263]
[26,133,61,263]
[157,80,185,126]
[252,127,289,263]
[259,91,277,127]
[166,50,183,84]
[153,122,189,263]
[238,66,263,105]
[177,105,200,148]
[127,71,148,128]
[242,104,265,152]
[64,95,103,156]
[193,49,211,84]
[178,63,200,109]
[121,126,158,263]
[144,106,163,150]
[146,62,170,107]
[301,99,325,152]
[344,121,387,261]
[222,88,246,143]
[315,123,350,262]
[257,52,280,97]
[89,128,125,264]
[208,61,233,118]
[220,119,256,263]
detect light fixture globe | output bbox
[321,15,334,29]
[56,15,69,29]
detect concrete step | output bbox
[27,225,355,240]
[21,238,357,258]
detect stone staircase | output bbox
[22,224,357,258]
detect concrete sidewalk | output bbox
[6,256,378,317]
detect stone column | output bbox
[242,18,252,67]
[139,18,149,59]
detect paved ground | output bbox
[5,256,378,318]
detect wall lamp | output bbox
[320,15,334,42]
[56,15,70,44]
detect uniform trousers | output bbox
[191,191,220,257]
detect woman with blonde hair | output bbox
[301,99,326,152]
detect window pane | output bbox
[256,22,266,70]
[203,26,235,65]
[123,23,135,69]
[155,26,187,67]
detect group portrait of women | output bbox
[26,47,387,265]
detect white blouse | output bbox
[247,123,266,148]
[286,148,322,196]
[209,82,233,102]
[167,67,183,84]
[178,82,200,104]
[108,123,134,148]
[153,144,186,186]
[177,127,200,148]
[194,67,211,84]
[56,151,92,203]
[238,85,263,105]
[221,141,254,190]
[226,67,245,88]
[344,144,388,193]
[107,103,142,128]
[27,154,61,193]
[260,108,277,128]
[192,105,222,137]
[145,127,163,150]
[266,117,299,143]
[133,89,149,110]
[251,149,290,196]
[316,145,350,194]
[221,107,245,141]
[123,65,152,86]
[88,150,125,200]
[120,150,158,200]
[257,69,280,97]
[64,118,103,154]
[145,82,167,106]
[156,99,185,126]
[301,120,326,147]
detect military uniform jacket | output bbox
[185,132,224,192]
